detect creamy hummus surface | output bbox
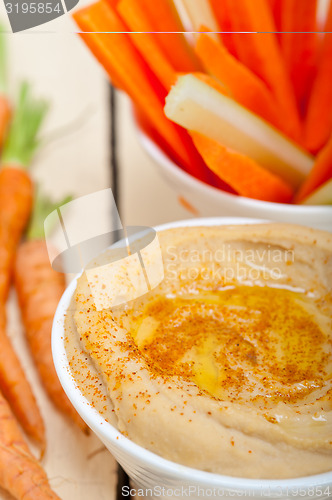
[68,223,332,479]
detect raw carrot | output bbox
[117,0,177,90]
[119,0,198,72]
[269,0,283,34]
[226,0,301,142]
[195,33,286,134]
[0,306,45,447]
[14,194,88,433]
[73,1,212,183]
[131,0,183,32]
[305,4,332,153]
[0,82,48,446]
[0,25,11,149]
[0,389,59,500]
[295,134,332,203]
[208,0,238,57]
[0,82,48,299]
[190,132,294,203]
[280,0,318,114]
[0,168,33,302]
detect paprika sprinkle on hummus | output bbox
[67,223,332,479]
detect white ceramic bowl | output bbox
[52,217,332,500]
[138,133,332,233]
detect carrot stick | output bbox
[269,0,283,34]
[0,83,48,447]
[73,1,212,183]
[190,132,294,203]
[0,390,60,500]
[118,0,198,72]
[195,33,291,136]
[304,4,332,153]
[227,0,301,142]
[117,0,177,90]
[295,134,332,203]
[0,25,11,149]
[280,0,318,114]
[14,194,88,433]
[208,0,238,57]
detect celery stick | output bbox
[164,74,313,188]
[300,179,332,205]
[176,0,219,37]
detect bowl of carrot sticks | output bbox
[73,0,332,230]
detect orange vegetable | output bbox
[195,34,287,134]
[120,0,198,72]
[0,168,33,301]
[269,0,282,34]
[208,0,238,57]
[190,131,294,203]
[0,167,45,447]
[280,0,318,113]
[0,83,48,447]
[295,134,332,203]
[15,238,88,433]
[117,0,177,90]
[226,0,301,142]
[73,1,211,183]
[305,4,332,153]
[0,305,45,447]
[0,170,44,446]
[0,389,59,500]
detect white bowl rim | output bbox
[52,216,332,491]
[138,131,332,214]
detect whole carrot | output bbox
[0,82,48,447]
[0,167,33,301]
[0,389,60,500]
[15,194,88,433]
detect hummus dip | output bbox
[69,223,332,479]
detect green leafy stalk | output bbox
[0,24,7,94]
[27,189,72,241]
[2,81,49,168]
